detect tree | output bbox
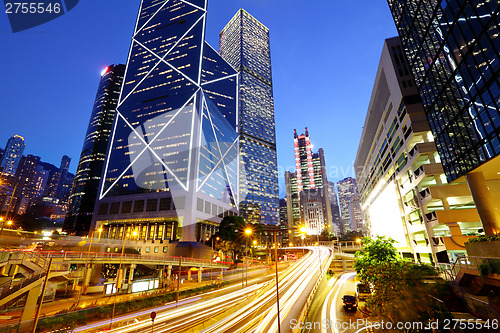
[214,216,248,263]
[353,236,449,332]
[353,236,398,283]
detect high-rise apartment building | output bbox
[337,177,358,234]
[64,64,125,235]
[12,154,40,213]
[355,37,478,263]
[387,0,500,236]
[46,155,71,200]
[92,0,239,245]
[1,135,26,176]
[219,9,279,225]
[32,165,49,198]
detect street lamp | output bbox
[299,226,307,253]
[0,220,13,236]
[244,228,252,287]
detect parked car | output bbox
[355,282,372,301]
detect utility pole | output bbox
[32,257,53,333]
[176,256,181,307]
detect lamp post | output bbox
[110,229,137,329]
[244,228,252,287]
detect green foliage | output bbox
[467,234,500,243]
[353,236,398,283]
[354,237,447,332]
[478,259,500,276]
[214,216,261,262]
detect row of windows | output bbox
[98,197,182,215]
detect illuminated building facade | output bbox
[92,0,239,244]
[0,135,26,176]
[387,0,500,235]
[355,37,479,264]
[12,154,40,213]
[219,9,279,225]
[63,64,125,235]
[286,129,332,235]
[337,177,358,234]
[328,181,341,231]
[285,171,300,231]
[348,194,363,232]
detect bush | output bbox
[478,259,500,276]
[467,235,500,243]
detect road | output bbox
[81,246,333,333]
[200,246,332,333]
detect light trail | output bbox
[202,246,333,333]
[74,247,332,333]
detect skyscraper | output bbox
[337,177,358,234]
[387,0,500,235]
[63,64,125,235]
[285,171,300,231]
[55,155,71,200]
[219,9,279,225]
[12,154,40,213]
[286,129,332,235]
[348,194,363,232]
[1,135,26,176]
[92,0,239,245]
[46,155,71,199]
[328,181,341,230]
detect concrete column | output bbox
[83,266,93,294]
[19,282,42,332]
[187,269,191,281]
[342,258,347,272]
[127,264,136,293]
[128,264,136,283]
[466,172,500,235]
[198,267,203,283]
[167,265,172,285]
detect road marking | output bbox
[327,272,356,333]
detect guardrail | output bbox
[436,255,500,321]
[292,247,334,333]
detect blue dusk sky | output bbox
[0,0,397,195]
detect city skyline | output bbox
[0,0,398,195]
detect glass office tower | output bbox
[387,0,500,235]
[219,9,279,225]
[92,0,239,243]
[63,64,125,235]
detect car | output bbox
[355,282,372,301]
[342,294,357,311]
